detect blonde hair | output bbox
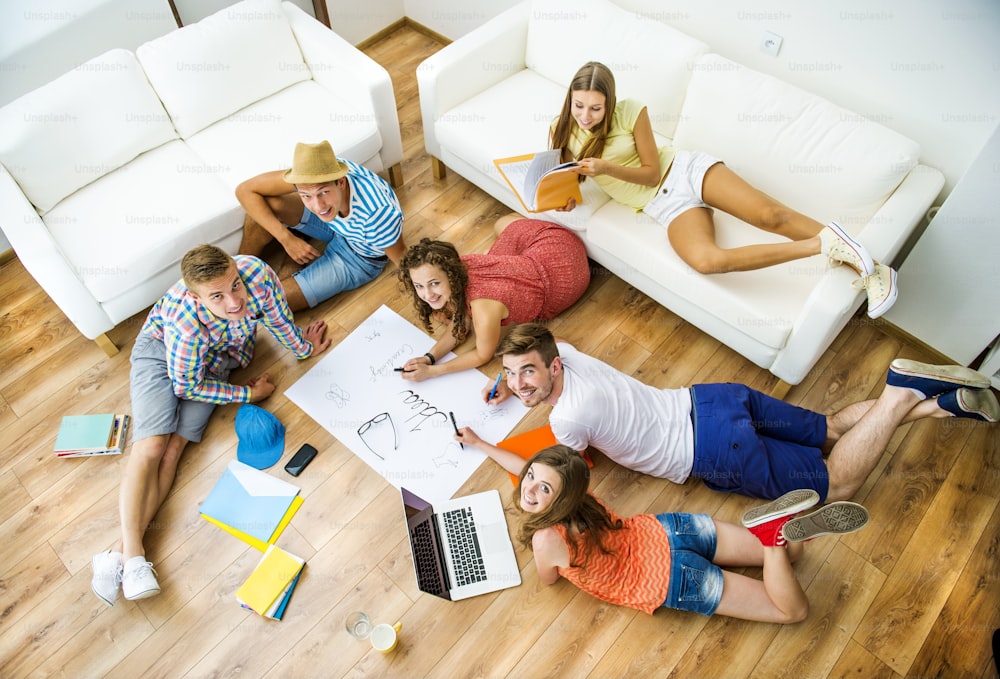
[550,61,618,172]
[181,244,235,287]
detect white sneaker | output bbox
[91,551,124,606]
[822,221,875,277]
[853,262,898,318]
[122,556,160,600]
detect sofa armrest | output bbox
[0,167,112,339]
[417,2,529,158]
[856,164,945,265]
[769,269,861,385]
[283,2,402,169]
[771,165,945,384]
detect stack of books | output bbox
[235,545,305,620]
[199,460,303,552]
[54,413,130,458]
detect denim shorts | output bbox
[658,512,724,617]
[290,208,387,307]
[642,150,722,227]
[129,335,223,443]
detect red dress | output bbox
[462,219,590,323]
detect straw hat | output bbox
[282,140,350,184]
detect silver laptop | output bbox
[401,487,521,600]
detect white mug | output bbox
[370,621,402,653]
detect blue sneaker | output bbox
[937,388,999,422]
[887,359,992,399]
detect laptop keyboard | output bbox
[410,519,446,596]
[442,507,487,587]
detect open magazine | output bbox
[494,149,582,212]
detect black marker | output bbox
[393,367,411,372]
[449,411,463,449]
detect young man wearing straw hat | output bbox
[236,140,406,310]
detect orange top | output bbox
[552,505,672,614]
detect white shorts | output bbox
[642,150,722,227]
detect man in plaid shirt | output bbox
[91,244,331,605]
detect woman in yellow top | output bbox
[551,61,896,319]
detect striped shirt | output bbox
[330,159,403,258]
[139,256,312,404]
[553,503,672,614]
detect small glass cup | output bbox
[345,611,371,640]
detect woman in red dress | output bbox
[397,216,590,381]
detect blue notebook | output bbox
[54,413,116,452]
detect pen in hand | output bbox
[488,372,503,401]
[449,411,463,448]
[393,367,411,372]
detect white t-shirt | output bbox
[550,343,695,483]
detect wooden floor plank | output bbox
[750,542,887,678]
[854,423,1000,675]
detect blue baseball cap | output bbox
[235,404,285,469]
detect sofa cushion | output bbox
[0,48,178,214]
[183,80,384,189]
[43,140,242,302]
[136,0,310,138]
[525,0,708,139]
[586,203,842,351]
[674,54,921,229]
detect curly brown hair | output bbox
[515,445,623,567]
[549,61,618,180]
[397,238,471,344]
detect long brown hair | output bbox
[397,238,471,343]
[515,445,623,566]
[549,61,617,175]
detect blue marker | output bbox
[488,372,503,401]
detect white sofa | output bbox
[418,0,945,386]
[0,0,403,355]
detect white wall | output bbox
[324,0,404,45]
[402,0,517,40]
[172,0,313,25]
[884,121,1000,364]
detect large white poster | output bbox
[286,305,528,503]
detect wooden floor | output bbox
[1,26,998,679]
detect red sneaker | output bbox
[742,489,821,547]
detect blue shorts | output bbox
[290,208,387,307]
[690,383,829,501]
[658,513,724,617]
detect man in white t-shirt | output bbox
[469,323,996,502]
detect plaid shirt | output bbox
[139,256,312,403]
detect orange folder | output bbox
[496,424,593,486]
[493,151,583,213]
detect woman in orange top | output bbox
[456,436,869,622]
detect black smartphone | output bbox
[284,443,318,476]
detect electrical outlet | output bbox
[760,31,783,57]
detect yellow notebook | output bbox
[494,150,582,213]
[201,494,303,552]
[235,545,305,615]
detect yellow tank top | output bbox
[561,98,675,211]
